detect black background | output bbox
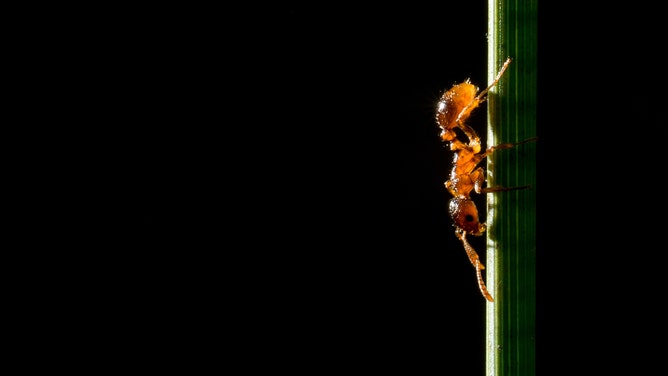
[74,2,665,374]
[115,5,496,373]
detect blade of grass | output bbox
[486,1,538,375]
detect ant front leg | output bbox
[478,136,538,193]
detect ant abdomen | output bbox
[449,197,485,236]
[436,81,480,142]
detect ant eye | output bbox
[449,198,480,233]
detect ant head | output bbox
[449,197,485,235]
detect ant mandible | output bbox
[436,57,536,302]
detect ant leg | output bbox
[449,138,471,152]
[454,58,514,132]
[455,122,482,152]
[455,229,494,302]
[471,167,529,193]
[480,184,532,193]
[474,57,512,102]
[494,137,538,154]
[477,136,538,193]
[471,167,487,194]
[485,136,538,155]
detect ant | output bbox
[435,57,536,302]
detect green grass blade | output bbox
[486,1,538,375]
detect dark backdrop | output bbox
[116,4,492,374]
[99,3,665,374]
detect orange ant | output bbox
[435,57,536,302]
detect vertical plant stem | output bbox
[486,1,538,375]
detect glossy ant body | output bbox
[436,58,536,302]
